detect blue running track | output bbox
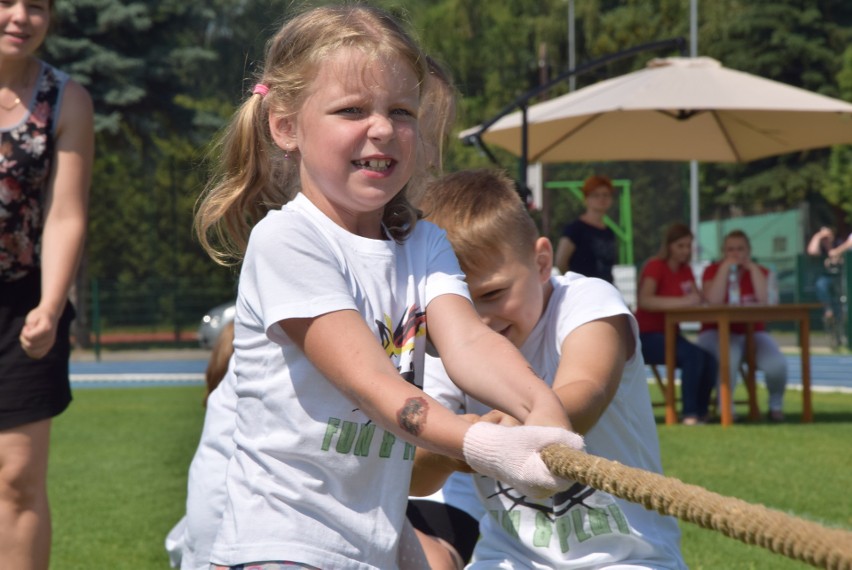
[70,354,852,392]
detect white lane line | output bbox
[71,373,204,383]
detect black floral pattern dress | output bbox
[0,61,64,282]
[0,61,75,430]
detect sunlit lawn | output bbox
[48,383,852,569]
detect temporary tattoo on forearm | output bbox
[398,397,428,436]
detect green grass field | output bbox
[48,383,852,569]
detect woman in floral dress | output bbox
[0,1,94,568]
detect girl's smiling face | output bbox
[0,0,50,58]
[270,47,420,238]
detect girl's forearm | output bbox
[342,373,471,461]
[443,331,568,430]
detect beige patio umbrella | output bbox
[459,56,852,164]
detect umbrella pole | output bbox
[690,161,700,260]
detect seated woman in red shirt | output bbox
[696,229,787,422]
[635,222,717,425]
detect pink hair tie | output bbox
[252,83,269,97]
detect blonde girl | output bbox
[194,5,580,569]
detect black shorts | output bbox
[0,272,74,431]
[406,499,480,564]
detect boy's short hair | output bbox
[420,169,539,277]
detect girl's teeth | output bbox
[355,159,391,171]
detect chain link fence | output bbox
[69,254,849,353]
[72,277,235,354]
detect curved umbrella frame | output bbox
[460,37,689,187]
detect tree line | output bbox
[42,0,852,335]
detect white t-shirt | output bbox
[209,193,469,569]
[173,357,238,570]
[424,273,686,569]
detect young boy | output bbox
[412,169,687,569]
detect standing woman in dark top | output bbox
[0,1,94,568]
[554,174,617,282]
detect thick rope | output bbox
[541,444,852,570]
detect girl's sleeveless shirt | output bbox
[0,61,68,283]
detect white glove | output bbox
[462,421,584,499]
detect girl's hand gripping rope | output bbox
[462,422,584,499]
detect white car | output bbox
[198,301,236,349]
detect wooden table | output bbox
[663,303,820,427]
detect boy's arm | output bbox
[409,314,632,495]
[410,447,472,496]
[552,315,634,434]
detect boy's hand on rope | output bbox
[462,422,584,499]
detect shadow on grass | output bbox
[781,411,852,424]
[649,383,852,426]
[653,410,852,426]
